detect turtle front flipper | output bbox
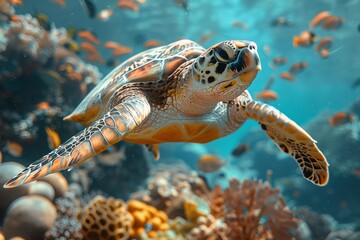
[4,96,151,188]
[243,100,329,186]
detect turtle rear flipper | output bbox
[145,144,160,160]
[244,100,329,186]
[4,96,151,188]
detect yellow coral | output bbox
[183,194,210,223]
[81,195,132,240]
[127,200,169,239]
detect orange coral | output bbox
[81,195,132,240]
[127,200,169,239]
[210,179,299,240]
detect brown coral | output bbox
[209,179,299,240]
[127,200,169,239]
[81,195,132,240]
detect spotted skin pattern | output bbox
[231,93,329,186]
[4,39,329,188]
[4,96,150,188]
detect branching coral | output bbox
[81,195,132,240]
[209,179,299,240]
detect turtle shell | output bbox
[64,39,205,126]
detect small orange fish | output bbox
[80,42,98,54]
[80,82,88,96]
[280,72,295,81]
[293,31,317,47]
[8,0,22,5]
[271,17,293,27]
[272,56,288,66]
[353,169,360,177]
[197,154,224,173]
[329,112,355,126]
[322,16,345,30]
[315,37,333,58]
[255,90,278,102]
[104,41,132,57]
[292,190,301,198]
[36,101,51,110]
[97,9,113,22]
[78,30,100,45]
[309,11,331,28]
[232,20,248,30]
[199,32,214,44]
[85,52,105,64]
[45,127,61,150]
[0,150,2,163]
[231,144,249,157]
[59,63,82,81]
[5,141,23,158]
[117,0,139,12]
[52,0,66,7]
[289,62,308,74]
[144,40,162,49]
[9,15,21,22]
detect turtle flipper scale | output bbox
[244,100,329,186]
[4,96,151,188]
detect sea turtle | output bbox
[4,39,329,188]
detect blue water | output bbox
[2,0,360,239]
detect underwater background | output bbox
[0,0,359,239]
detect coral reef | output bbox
[28,181,55,201]
[81,195,132,240]
[68,142,151,199]
[127,199,169,239]
[45,216,83,240]
[132,163,210,219]
[294,207,336,240]
[45,196,83,240]
[0,162,30,223]
[41,172,68,199]
[209,179,300,240]
[188,215,229,240]
[325,230,360,240]
[3,195,57,240]
[0,9,101,170]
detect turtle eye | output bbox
[215,44,236,62]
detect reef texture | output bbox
[45,196,83,240]
[132,163,210,219]
[127,199,169,239]
[0,10,101,165]
[81,195,132,240]
[210,179,300,240]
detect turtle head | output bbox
[192,40,261,101]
